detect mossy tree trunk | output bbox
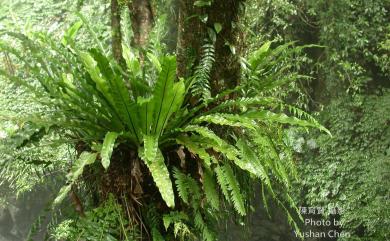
[176,0,246,93]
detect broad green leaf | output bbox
[214,23,222,34]
[147,52,162,72]
[136,96,158,136]
[101,132,119,169]
[54,152,98,206]
[249,41,272,70]
[89,49,141,142]
[67,152,98,182]
[79,51,113,103]
[139,135,175,208]
[123,45,142,77]
[152,56,185,137]
[61,21,83,46]
[53,184,71,206]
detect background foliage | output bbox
[246,0,390,240]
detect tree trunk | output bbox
[176,0,205,78]
[128,0,154,49]
[176,0,245,93]
[111,0,125,65]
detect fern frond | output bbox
[189,42,215,102]
[243,110,331,135]
[279,103,321,126]
[54,152,97,205]
[193,113,257,130]
[221,163,246,215]
[100,131,119,169]
[145,205,165,241]
[175,135,213,166]
[139,135,175,208]
[163,211,189,231]
[203,168,220,210]
[152,56,186,137]
[194,211,215,241]
[173,167,201,206]
[215,166,231,204]
[173,221,194,240]
[173,168,190,204]
[236,138,275,196]
[206,96,281,113]
[251,132,291,189]
[179,125,240,162]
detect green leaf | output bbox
[163,211,189,230]
[179,125,242,167]
[249,41,272,70]
[61,21,83,46]
[203,168,220,210]
[214,23,222,34]
[215,166,230,204]
[151,228,165,241]
[236,139,275,196]
[173,168,190,204]
[79,51,113,103]
[222,164,246,215]
[54,152,97,206]
[189,43,214,103]
[139,135,175,208]
[193,113,257,130]
[89,49,141,142]
[243,110,331,135]
[101,132,119,169]
[53,184,71,206]
[207,27,216,42]
[123,45,142,76]
[147,52,162,72]
[176,135,213,166]
[152,56,185,137]
[67,152,98,182]
[194,0,212,7]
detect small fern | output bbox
[189,42,215,103]
[203,168,220,210]
[220,163,246,216]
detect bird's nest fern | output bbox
[0,21,330,241]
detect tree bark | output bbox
[111,0,124,65]
[176,0,205,78]
[128,0,154,49]
[176,0,245,93]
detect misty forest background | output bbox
[0,0,389,241]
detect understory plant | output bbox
[0,21,329,240]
